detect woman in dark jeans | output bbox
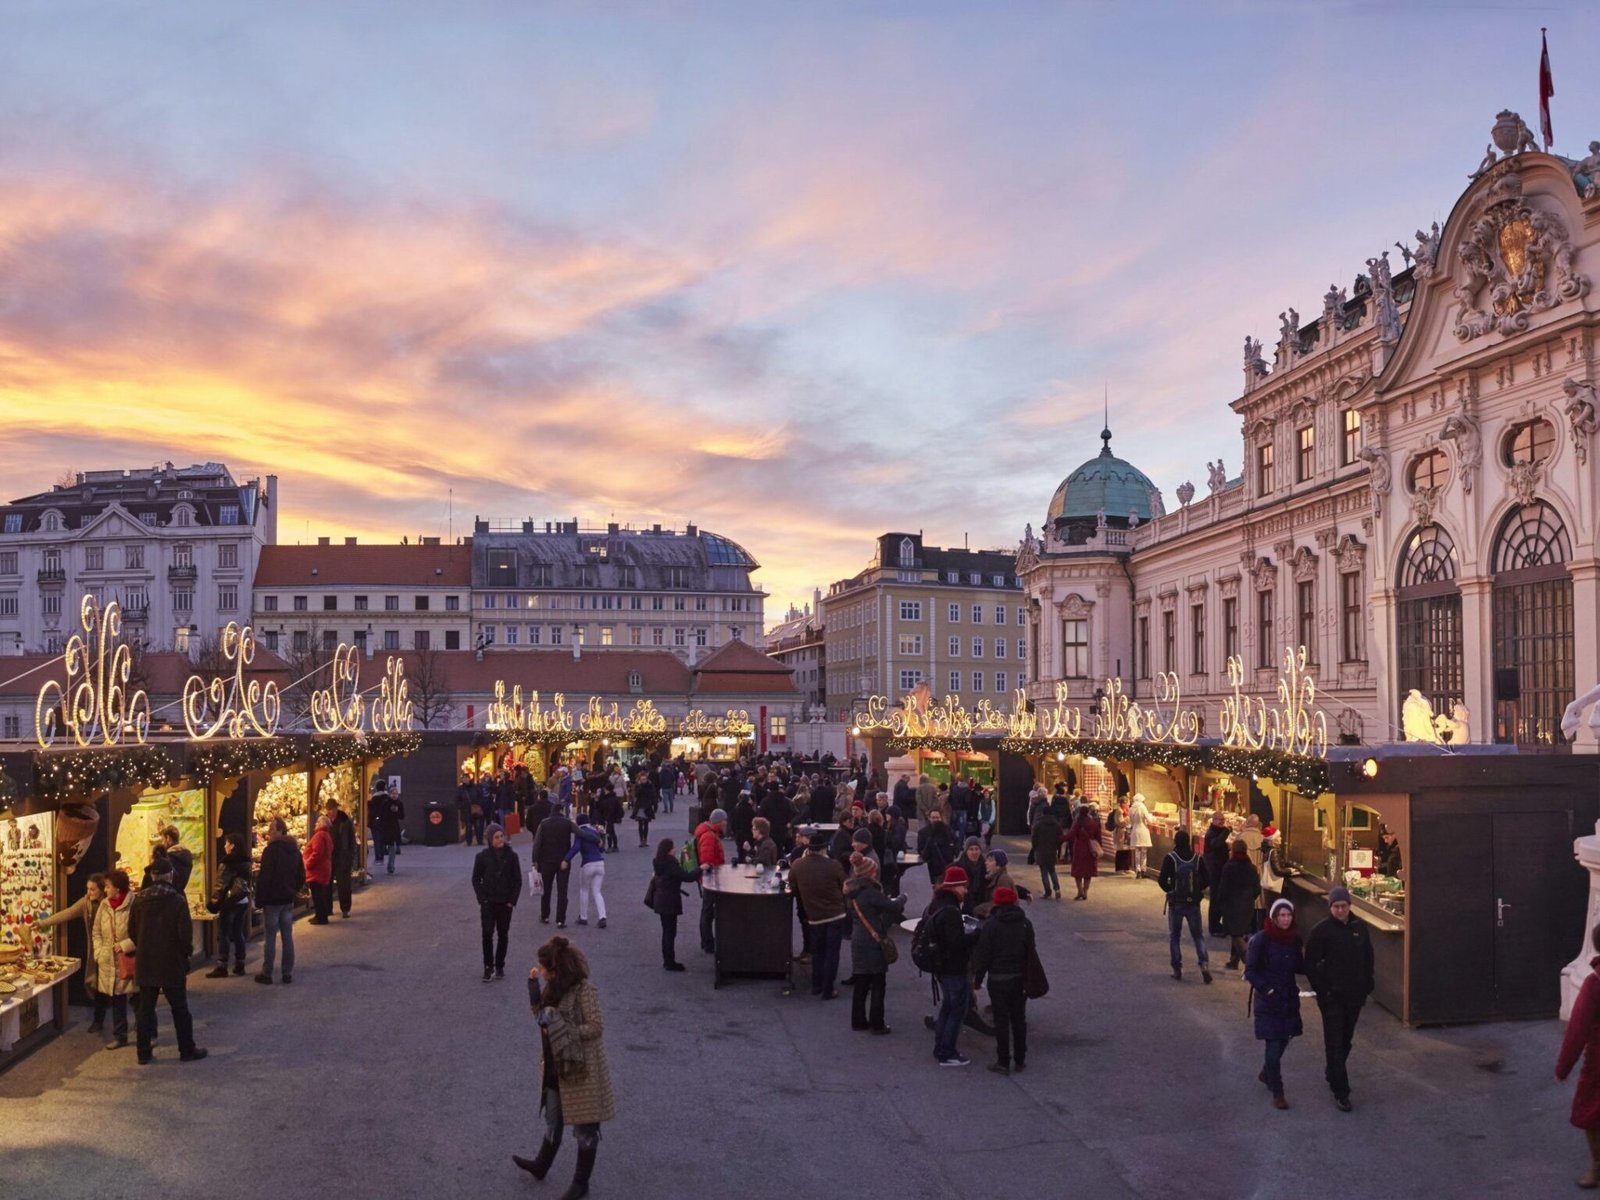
[650,839,697,971]
[207,833,253,977]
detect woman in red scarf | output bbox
[1243,897,1305,1109]
[1557,924,1600,1187]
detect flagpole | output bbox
[1540,27,1555,152]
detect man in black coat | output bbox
[972,887,1036,1074]
[923,868,979,1066]
[323,799,357,919]
[758,784,794,856]
[471,824,523,982]
[128,858,205,1064]
[917,810,960,887]
[372,786,405,874]
[159,826,194,896]
[1304,885,1375,1112]
[809,776,835,823]
[529,809,575,928]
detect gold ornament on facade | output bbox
[310,644,365,734]
[181,622,281,739]
[36,595,151,748]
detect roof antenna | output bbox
[1101,384,1112,455]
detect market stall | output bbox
[0,805,82,1064]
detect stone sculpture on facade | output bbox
[1562,378,1600,465]
[1278,308,1299,348]
[1572,141,1600,200]
[1207,459,1228,494]
[1244,335,1268,378]
[1439,407,1482,494]
[1322,283,1349,326]
[1175,480,1195,506]
[1356,445,1391,517]
[1470,144,1498,181]
[1491,110,1539,157]
[1366,251,1403,345]
[1452,186,1589,341]
[1393,242,1413,269]
[1509,460,1543,506]
[1413,222,1442,280]
[1408,486,1441,528]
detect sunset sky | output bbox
[2,3,1598,620]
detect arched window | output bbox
[898,537,915,567]
[1491,501,1573,745]
[1502,419,1556,468]
[1394,525,1462,719]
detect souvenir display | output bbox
[0,813,56,957]
[114,789,209,918]
[253,772,309,863]
[319,765,358,815]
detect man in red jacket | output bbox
[695,808,728,954]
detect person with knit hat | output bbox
[972,885,1036,1075]
[1244,896,1307,1109]
[472,823,523,981]
[1305,884,1374,1112]
[921,865,980,1067]
[844,851,906,1034]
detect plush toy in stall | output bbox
[1401,689,1442,743]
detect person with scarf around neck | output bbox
[1557,923,1600,1188]
[1244,897,1305,1109]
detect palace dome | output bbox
[1046,427,1163,525]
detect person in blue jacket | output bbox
[1244,896,1306,1110]
[566,814,608,929]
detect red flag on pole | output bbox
[1540,28,1555,150]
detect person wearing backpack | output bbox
[917,866,980,1067]
[1158,829,1212,983]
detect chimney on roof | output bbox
[545,522,552,533]
[686,523,697,537]
[522,520,534,533]
[318,536,330,546]
[422,537,439,546]
[607,522,618,535]
[345,537,356,546]
[652,523,661,533]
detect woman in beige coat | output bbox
[514,935,615,1199]
[90,869,137,1050]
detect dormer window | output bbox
[898,537,915,567]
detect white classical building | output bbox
[1021,111,1600,751]
[0,463,276,656]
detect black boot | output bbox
[512,1135,560,1179]
[559,1143,596,1199]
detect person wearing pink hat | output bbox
[972,886,1036,1075]
[919,865,979,1066]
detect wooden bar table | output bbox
[701,865,796,988]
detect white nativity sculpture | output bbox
[1400,689,1471,745]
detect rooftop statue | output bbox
[1572,141,1600,200]
[1244,335,1268,377]
[1207,459,1227,494]
[1413,222,1441,280]
[1366,251,1403,345]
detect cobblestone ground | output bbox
[0,822,1583,1198]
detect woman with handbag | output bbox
[843,852,906,1035]
[92,869,137,1051]
[206,833,253,977]
[514,936,615,1199]
[649,839,697,971]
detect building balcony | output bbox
[167,564,198,581]
[122,603,149,622]
[37,567,65,584]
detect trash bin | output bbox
[423,801,452,846]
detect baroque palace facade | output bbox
[1020,111,1600,750]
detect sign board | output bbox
[388,776,402,795]
[1347,848,1374,870]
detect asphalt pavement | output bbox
[0,814,1586,1199]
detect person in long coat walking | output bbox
[1244,897,1305,1109]
[1128,792,1154,878]
[1068,804,1102,901]
[1212,839,1261,970]
[1202,810,1232,935]
[650,839,697,971]
[1030,805,1063,900]
[514,937,616,1199]
[1557,923,1600,1188]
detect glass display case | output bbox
[253,771,310,864]
[114,788,211,919]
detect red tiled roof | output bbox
[695,671,798,694]
[376,649,693,697]
[693,639,794,676]
[254,542,473,587]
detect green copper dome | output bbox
[1046,427,1162,525]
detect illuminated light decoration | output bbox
[1361,757,1380,779]
[366,731,423,760]
[1219,648,1328,758]
[189,737,299,786]
[485,680,525,733]
[181,622,282,740]
[36,596,151,748]
[624,699,668,737]
[1090,674,1200,747]
[33,744,176,801]
[0,767,19,805]
[310,644,365,734]
[370,655,415,734]
[1004,684,1085,750]
[579,696,625,737]
[678,709,755,738]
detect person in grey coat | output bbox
[843,853,906,1034]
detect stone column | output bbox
[1568,562,1600,749]
[1457,575,1493,741]
[1562,821,1600,1020]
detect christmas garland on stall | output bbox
[189,738,301,786]
[1208,746,1330,797]
[34,744,177,801]
[309,734,364,769]
[365,731,422,760]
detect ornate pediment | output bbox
[1452,173,1588,342]
[1158,589,1178,613]
[1249,557,1278,593]
[1290,546,1319,583]
[1059,593,1094,619]
[1331,534,1366,574]
[1217,575,1241,601]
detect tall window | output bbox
[218,543,238,568]
[948,603,960,622]
[1296,425,1315,482]
[1137,616,1150,679]
[173,543,192,568]
[85,546,103,571]
[899,600,922,621]
[971,671,984,693]
[1395,524,1463,719]
[898,537,915,567]
[1256,590,1275,668]
[1296,581,1315,658]
[1162,610,1175,673]
[1342,409,1363,466]
[1340,573,1364,662]
[971,636,983,658]
[125,545,143,570]
[414,629,431,650]
[948,635,960,656]
[1257,442,1274,494]
[1223,596,1239,662]
[1492,501,1573,745]
[1063,619,1089,678]
[972,605,983,624]
[949,670,961,692]
[1191,603,1205,674]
